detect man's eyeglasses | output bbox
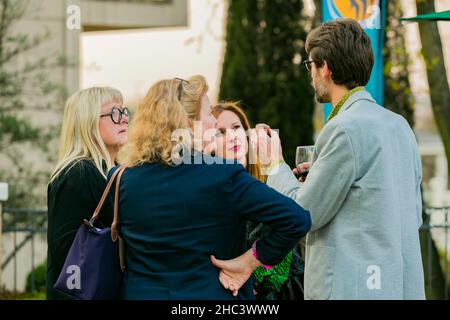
[100,106,131,124]
[174,77,189,101]
[302,60,314,72]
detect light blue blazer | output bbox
[267,91,425,300]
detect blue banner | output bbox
[322,0,386,122]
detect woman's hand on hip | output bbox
[210,249,262,297]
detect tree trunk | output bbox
[312,0,322,28]
[416,0,450,187]
[419,219,447,299]
[415,0,450,299]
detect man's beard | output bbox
[313,75,331,103]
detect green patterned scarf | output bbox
[252,251,293,293]
[327,86,365,122]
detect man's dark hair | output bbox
[305,18,374,89]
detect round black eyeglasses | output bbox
[100,106,131,124]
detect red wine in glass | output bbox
[295,146,315,180]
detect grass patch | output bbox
[0,287,45,300]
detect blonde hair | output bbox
[212,101,266,183]
[49,87,123,183]
[120,79,189,167]
[179,75,209,122]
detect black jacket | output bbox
[46,159,113,300]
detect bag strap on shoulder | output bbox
[89,166,125,223]
[111,166,126,241]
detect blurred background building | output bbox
[25,0,188,95]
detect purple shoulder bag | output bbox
[53,166,126,300]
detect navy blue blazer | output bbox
[108,155,311,300]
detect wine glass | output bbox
[295,146,315,179]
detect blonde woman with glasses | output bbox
[46,87,129,300]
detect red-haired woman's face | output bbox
[214,110,248,167]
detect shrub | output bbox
[25,261,47,293]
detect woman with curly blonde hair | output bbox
[109,77,311,300]
[119,75,215,165]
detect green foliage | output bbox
[0,285,19,299]
[383,0,414,126]
[17,291,46,300]
[0,113,40,143]
[0,0,69,207]
[438,248,450,283]
[219,0,315,166]
[0,286,46,300]
[25,260,47,294]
